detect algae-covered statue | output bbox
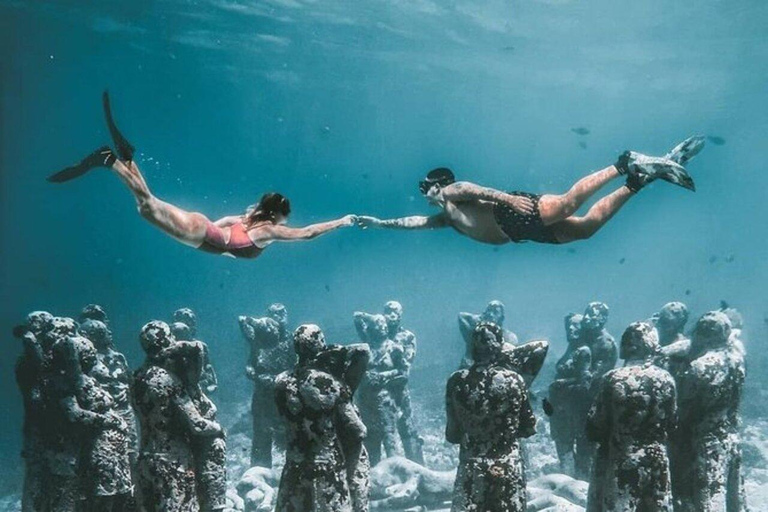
[79,318,138,464]
[133,321,223,512]
[163,339,228,512]
[79,304,109,325]
[274,324,360,512]
[653,302,690,347]
[65,335,134,511]
[445,322,536,512]
[586,321,676,512]
[239,302,295,467]
[14,312,52,512]
[355,312,406,466]
[580,302,617,381]
[457,300,519,368]
[37,317,83,512]
[310,337,372,512]
[172,308,218,394]
[355,301,424,464]
[547,313,594,478]
[673,311,748,512]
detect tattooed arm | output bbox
[442,181,534,214]
[357,213,449,230]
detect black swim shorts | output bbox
[493,191,561,244]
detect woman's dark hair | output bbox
[244,193,291,228]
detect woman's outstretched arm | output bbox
[256,214,357,242]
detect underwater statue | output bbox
[173,308,198,335]
[274,324,361,512]
[653,302,690,347]
[586,322,676,512]
[163,339,228,512]
[354,312,408,466]
[673,311,748,512]
[33,317,83,512]
[13,312,52,512]
[358,137,704,245]
[310,340,372,512]
[445,322,536,512]
[79,319,139,463]
[65,335,134,511]
[133,321,224,512]
[580,302,617,382]
[653,302,692,378]
[172,308,218,394]
[239,302,295,468]
[49,91,356,260]
[356,301,424,464]
[546,313,594,478]
[79,303,110,325]
[457,300,519,368]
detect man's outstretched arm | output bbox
[442,181,534,214]
[357,213,448,230]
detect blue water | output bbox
[1,0,767,494]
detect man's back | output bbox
[442,195,510,244]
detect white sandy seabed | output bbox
[2,409,767,512]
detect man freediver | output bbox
[358,137,704,245]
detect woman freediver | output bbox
[49,92,357,259]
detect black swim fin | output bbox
[102,90,135,162]
[47,146,116,183]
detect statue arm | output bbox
[60,395,114,429]
[353,312,375,342]
[172,393,222,437]
[458,313,477,340]
[335,400,367,442]
[402,332,417,367]
[518,394,537,438]
[666,378,678,434]
[555,346,576,375]
[445,375,462,444]
[585,377,611,443]
[343,344,371,393]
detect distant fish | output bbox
[571,127,590,136]
[567,248,577,254]
[501,45,515,52]
[492,247,500,252]
[685,289,691,296]
[707,135,726,146]
[325,284,331,292]
[709,255,718,264]
[725,254,735,263]
[619,257,626,264]
[362,173,370,180]
[578,141,588,149]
